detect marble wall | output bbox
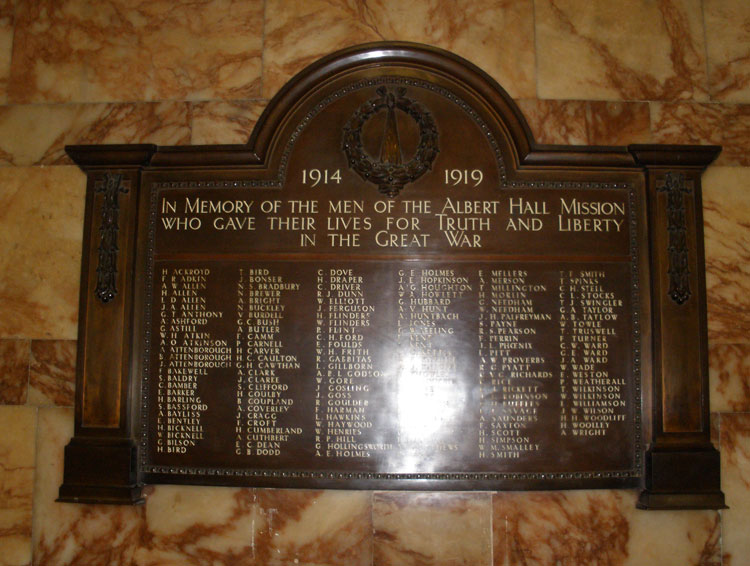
[0,1,748,565]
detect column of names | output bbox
[315,268,388,459]
[156,267,223,455]
[235,268,302,457]
[558,270,627,437]
[478,269,551,459]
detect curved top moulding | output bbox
[247,42,538,171]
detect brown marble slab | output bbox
[493,490,720,566]
[8,0,263,104]
[720,413,750,566]
[373,492,491,566]
[28,340,76,407]
[586,101,652,145]
[516,99,588,145]
[263,0,536,99]
[702,167,750,344]
[0,0,13,104]
[516,99,652,146]
[710,344,750,413]
[0,166,85,340]
[705,0,750,103]
[651,102,750,166]
[0,102,190,167]
[0,338,29,404]
[190,100,267,145]
[134,485,260,566]
[0,406,36,566]
[535,0,708,101]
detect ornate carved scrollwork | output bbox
[657,172,692,305]
[94,173,129,303]
[342,86,439,197]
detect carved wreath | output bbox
[342,86,439,197]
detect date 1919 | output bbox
[445,169,483,187]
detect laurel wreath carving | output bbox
[342,86,439,197]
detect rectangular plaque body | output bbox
[60,42,724,506]
[136,126,645,489]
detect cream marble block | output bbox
[511,99,653,146]
[701,167,750,344]
[28,340,76,407]
[0,166,85,340]
[710,344,750,413]
[535,0,708,101]
[373,492,491,566]
[493,490,719,566]
[585,101,652,145]
[0,406,36,566]
[263,0,536,99]
[134,485,262,565]
[254,489,372,566]
[651,102,750,167]
[0,339,30,405]
[9,0,263,104]
[0,0,13,104]
[720,414,750,565]
[0,102,190,167]
[705,0,750,103]
[190,100,267,145]
[516,99,589,145]
[32,408,144,566]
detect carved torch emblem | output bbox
[342,86,439,197]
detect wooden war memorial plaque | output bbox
[59,43,725,509]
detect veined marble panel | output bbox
[28,340,76,407]
[651,102,750,167]
[32,408,143,566]
[536,0,708,101]
[263,0,535,99]
[493,491,719,566]
[8,0,263,103]
[585,101,652,145]
[190,100,266,145]
[253,489,372,566]
[0,166,85,340]
[0,0,13,104]
[373,492,491,566]
[134,485,262,566]
[0,102,190,167]
[516,99,589,145]
[0,339,29,405]
[720,413,750,566]
[701,167,750,344]
[705,0,750,103]
[710,344,750,413]
[511,99,652,146]
[0,406,36,566]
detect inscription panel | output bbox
[140,78,642,487]
[147,259,636,479]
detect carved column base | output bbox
[57,437,144,505]
[637,446,726,510]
